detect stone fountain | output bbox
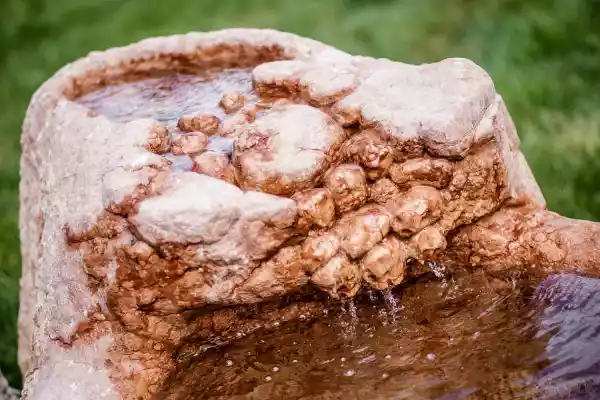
[18,28,600,399]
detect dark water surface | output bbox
[164,270,600,400]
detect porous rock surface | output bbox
[18,28,600,399]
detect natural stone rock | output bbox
[177,113,220,134]
[0,370,19,400]
[17,28,600,400]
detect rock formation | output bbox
[0,370,19,400]
[18,28,600,399]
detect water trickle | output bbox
[339,297,359,339]
[427,260,448,280]
[382,289,401,323]
[368,290,377,303]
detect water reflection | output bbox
[533,274,600,399]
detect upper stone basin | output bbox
[76,68,256,125]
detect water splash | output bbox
[382,289,401,323]
[339,297,359,339]
[368,290,378,303]
[427,260,448,280]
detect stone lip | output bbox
[17,27,599,400]
[0,369,19,400]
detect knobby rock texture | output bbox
[18,28,600,399]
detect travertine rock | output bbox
[0,370,19,400]
[18,28,600,400]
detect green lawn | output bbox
[2,0,600,388]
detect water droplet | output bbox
[343,369,356,377]
[358,355,376,365]
[271,366,279,372]
[273,321,280,327]
[368,290,377,302]
[264,375,272,382]
[427,260,447,279]
[427,353,436,361]
[340,357,346,362]
[225,360,233,366]
[236,332,243,338]
[385,354,392,360]
[292,359,298,363]
[382,373,389,379]
[292,341,297,345]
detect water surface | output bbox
[163,270,600,400]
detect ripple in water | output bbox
[157,269,600,399]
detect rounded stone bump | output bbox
[412,226,447,259]
[233,104,346,196]
[191,151,236,184]
[340,130,394,179]
[299,67,358,105]
[389,158,453,189]
[361,235,406,290]
[301,231,341,274]
[292,188,336,231]
[324,163,368,213]
[177,114,220,135]
[252,60,305,95]
[220,92,246,114]
[369,178,401,205]
[170,132,208,155]
[385,185,443,237]
[334,205,391,259]
[146,123,170,154]
[310,253,360,298]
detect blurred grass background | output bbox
[1,0,600,388]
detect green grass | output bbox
[2,0,600,388]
